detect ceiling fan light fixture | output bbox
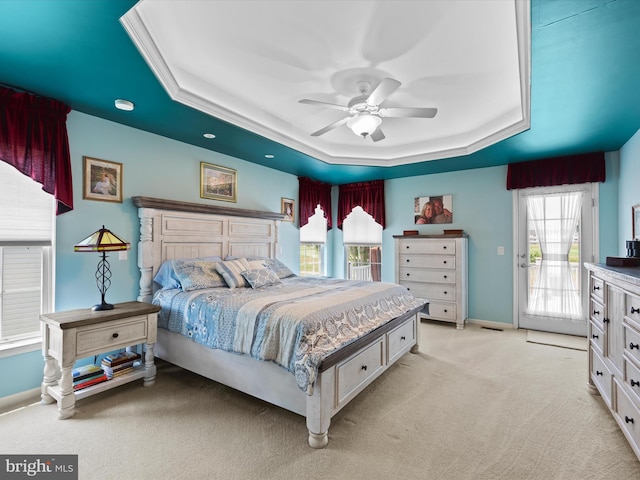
[347,114,382,137]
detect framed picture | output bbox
[633,204,640,240]
[414,194,453,224]
[200,162,237,202]
[82,156,123,203]
[281,198,294,222]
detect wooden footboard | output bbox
[156,309,420,448]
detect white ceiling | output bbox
[121,0,530,167]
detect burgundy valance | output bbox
[298,176,332,229]
[0,86,73,214]
[337,179,385,230]
[506,152,605,190]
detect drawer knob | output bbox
[631,379,640,387]
[444,309,448,313]
[625,416,634,424]
[112,333,119,338]
[443,246,447,250]
[596,370,603,376]
[406,259,410,263]
[630,343,639,350]
[443,291,448,295]
[400,336,406,341]
[406,245,410,249]
[361,365,368,371]
[593,310,599,316]
[593,285,600,291]
[443,260,447,264]
[406,273,410,277]
[592,334,599,339]
[603,318,610,324]
[443,275,447,279]
[631,307,640,314]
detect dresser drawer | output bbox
[591,275,605,302]
[590,298,605,329]
[399,267,456,284]
[76,316,149,356]
[627,293,640,324]
[399,253,456,270]
[625,323,640,365]
[388,317,416,364]
[590,321,605,354]
[337,337,385,404]
[591,347,613,407]
[399,239,456,255]
[423,302,457,321]
[625,357,640,406]
[614,379,640,455]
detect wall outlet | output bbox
[497,246,505,256]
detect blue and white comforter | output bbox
[153,276,423,395]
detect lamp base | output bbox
[92,303,114,312]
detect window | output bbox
[342,207,382,281]
[0,161,55,351]
[300,205,327,276]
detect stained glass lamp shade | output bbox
[74,226,130,311]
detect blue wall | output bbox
[0,110,629,400]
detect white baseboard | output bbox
[467,318,514,330]
[0,387,40,415]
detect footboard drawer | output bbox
[336,338,385,405]
[388,317,416,364]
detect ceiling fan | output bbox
[299,78,437,142]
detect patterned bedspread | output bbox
[153,276,423,394]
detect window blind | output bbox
[300,206,327,243]
[0,160,55,244]
[342,206,382,245]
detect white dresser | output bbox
[585,262,640,461]
[394,234,468,329]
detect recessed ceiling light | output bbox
[203,133,216,139]
[265,154,275,159]
[114,99,134,111]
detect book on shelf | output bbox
[102,351,141,367]
[73,370,106,385]
[73,373,109,391]
[72,364,103,379]
[103,362,139,379]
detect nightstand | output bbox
[40,301,161,419]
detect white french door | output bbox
[514,184,597,336]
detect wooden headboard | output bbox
[133,196,284,303]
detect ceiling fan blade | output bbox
[299,99,349,112]
[366,78,401,106]
[370,127,385,142]
[379,107,438,118]
[310,116,350,137]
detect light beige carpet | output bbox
[526,329,588,351]
[0,321,637,480]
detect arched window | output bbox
[300,205,327,276]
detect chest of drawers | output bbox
[585,263,640,462]
[394,234,468,329]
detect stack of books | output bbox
[72,364,108,391]
[101,351,141,379]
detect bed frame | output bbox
[133,196,422,448]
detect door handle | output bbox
[520,263,531,268]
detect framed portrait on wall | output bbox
[82,156,123,203]
[200,162,237,202]
[414,195,453,224]
[281,198,294,222]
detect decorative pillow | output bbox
[172,260,227,291]
[224,256,295,279]
[154,256,222,289]
[215,258,252,288]
[241,267,282,289]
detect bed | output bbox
[133,196,426,448]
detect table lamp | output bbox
[74,226,130,311]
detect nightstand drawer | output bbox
[76,315,148,356]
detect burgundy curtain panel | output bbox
[298,176,332,229]
[506,152,605,190]
[337,179,386,229]
[0,86,73,214]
